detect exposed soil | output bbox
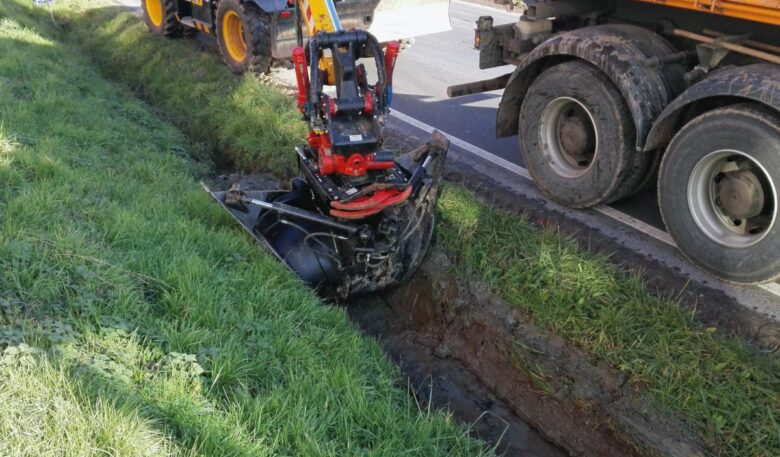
[347,251,706,457]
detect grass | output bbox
[43,0,304,174]
[9,1,780,456]
[436,186,780,456]
[0,4,491,456]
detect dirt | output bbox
[347,251,707,457]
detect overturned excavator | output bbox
[202,0,450,298]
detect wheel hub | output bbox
[223,10,248,63]
[146,0,163,27]
[539,97,598,179]
[715,170,764,220]
[687,149,777,248]
[559,108,596,159]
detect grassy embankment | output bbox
[0,3,492,455]
[15,1,780,456]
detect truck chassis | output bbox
[451,0,780,284]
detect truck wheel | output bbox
[519,61,640,208]
[216,0,272,74]
[658,104,780,284]
[141,0,182,37]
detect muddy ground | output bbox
[347,251,706,457]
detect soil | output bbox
[347,251,707,457]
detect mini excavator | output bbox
[207,0,450,298]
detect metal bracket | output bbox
[696,34,749,70]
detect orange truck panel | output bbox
[634,0,780,26]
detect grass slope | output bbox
[0,5,489,456]
[437,187,780,456]
[52,0,303,174]
[14,1,780,455]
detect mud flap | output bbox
[204,132,450,299]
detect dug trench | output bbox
[346,251,706,457]
[209,174,706,457]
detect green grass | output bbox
[9,1,780,456]
[48,0,304,174]
[0,5,491,456]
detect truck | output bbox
[449,0,780,284]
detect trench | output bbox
[211,165,705,457]
[347,249,710,456]
[346,251,664,457]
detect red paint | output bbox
[293,47,310,114]
[330,186,413,219]
[384,41,400,87]
[308,132,394,177]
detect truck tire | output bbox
[216,0,272,74]
[141,0,182,37]
[519,61,646,208]
[658,104,780,284]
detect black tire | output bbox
[216,0,272,74]
[658,104,780,284]
[141,0,182,37]
[519,60,640,208]
[634,149,662,193]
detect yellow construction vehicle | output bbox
[141,0,450,73]
[450,0,780,284]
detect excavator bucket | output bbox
[204,133,450,299]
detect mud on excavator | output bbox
[141,0,452,298]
